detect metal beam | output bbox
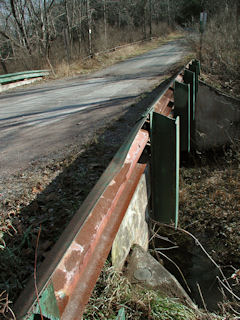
[15,129,149,319]
[13,59,200,319]
[0,72,49,84]
[151,112,179,227]
[184,69,196,121]
[174,81,191,152]
[188,60,200,98]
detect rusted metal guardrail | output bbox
[14,60,200,319]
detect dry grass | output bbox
[179,141,240,318]
[187,8,240,98]
[54,32,183,78]
[84,262,201,320]
[0,291,15,319]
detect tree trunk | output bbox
[87,0,93,57]
[63,28,71,65]
[149,0,152,37]
[143,2,147,39]
[64,0,73,59]
[237,2,240,31]
[0,59,8,74]
[167,0,171,26]
[103,0,107,47]
[10,0,32,54]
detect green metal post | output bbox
[183,69,196,148]
[116,307,126,319]
[174,81,191,152]
[24,282,60,320]
[189,60,200,98]
[184,69,196,121]
[151,112,179,226]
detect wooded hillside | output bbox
[0,0,239,74]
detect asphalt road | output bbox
[0,39,187,177]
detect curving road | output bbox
[0,39,187,177]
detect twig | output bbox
[227,303,240,316]
[156,221,232,291]
[217,276,240,301]
[34,225,44,320]
[148,224,161,243]
[7,305,16,320]
[150,233,177,246]
[154,246,179,251]
[155,250,191,293]
[149,223,177,245]
[196,282,209,315]
[0,291,16,319]
[227,303,240,319]
[150,223,191,293]
[46,56,56,77]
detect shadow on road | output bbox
[0,73,178,310]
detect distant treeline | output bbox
[0,0,239,73]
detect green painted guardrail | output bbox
[151,59,200,226]
[0,70,50,85]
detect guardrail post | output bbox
[151,112,179,227]
[174,81,191,152]
[188,59,200,98]
[184,69,196,121]
[116,307,126,319]
[27,282,60,320]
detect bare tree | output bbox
[86,0,93,56]
[103,0,107,46]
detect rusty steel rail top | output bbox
[14,59,200,319]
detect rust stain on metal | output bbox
[65,250,82,272]
[53,269,67,292]
[153,73,184,117]
[62,163,146,319]
[50,129,149,317]
[176,74,183,82]
[154,88,174,116]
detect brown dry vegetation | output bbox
[179,145,240,268]
[54,31,181,78]
[188,8,240,98]
[84,262,202,320]
[179,144,240,316]
[180,11,240,316]
[3,21,173,76]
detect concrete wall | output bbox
[111,167,150,270]
[195,81,240,150]
[0,77,42,92]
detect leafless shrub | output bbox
[202,9,239,78]
[0,291,16,320]
[188,8,240,97]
